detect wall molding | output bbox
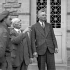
[67,47,70,50]
[67,12,70,15]
[67,30,70,32]
[10,12,30,16]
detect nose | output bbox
[19,24,21,26]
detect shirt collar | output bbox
[39,21,45,26]
[14,28,20,32]
[39,21,42,26]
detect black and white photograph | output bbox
[0,0,69,70]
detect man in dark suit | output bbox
[10,18,33,70]
[0,11,12,70]
[31,8,58,70]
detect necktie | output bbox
[18,30,21,33]
[42,22,45,28]
[42,22,45,34]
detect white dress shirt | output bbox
[39,21,45,28]
[14,28,21,33]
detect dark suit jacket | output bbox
[31,22,58,55]
[25,32,33,59]
[10,29,32,67]
[22,32,32,65]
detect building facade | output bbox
[0,0,70,70]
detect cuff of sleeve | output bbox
[33,52,37,55]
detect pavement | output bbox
[67,48,70,70]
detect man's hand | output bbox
[23,26,31,33]
[33,52,38,58]
[30,58,34,64]
[55,48,58,53]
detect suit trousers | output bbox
[13,63,27,70]
[37,48,55,70]
[13,58,28,70]
[20,60,28,70]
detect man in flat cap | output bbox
[0,11,12,70]
[10,18,33,70]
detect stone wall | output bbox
[0,0,30,30]
[67,0,70,69]
[67,0,70,48]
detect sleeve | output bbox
[50,24,58,48]
[10,30,26,44]
[26,32,33,58]
[31,26,37,53]
[11,33,26,44]
[0,28,8,57]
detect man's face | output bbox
[38,11,47,21]
[15,21,21,29]
[6,16,12,27]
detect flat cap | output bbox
[0,11,10,21]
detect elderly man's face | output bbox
[15,21,21,29]
[38,11,47,21]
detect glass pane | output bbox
[50,0,61,28]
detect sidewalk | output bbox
[28,64,38,70]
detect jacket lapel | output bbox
[44,23,50,37]
[35,22,45,37]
